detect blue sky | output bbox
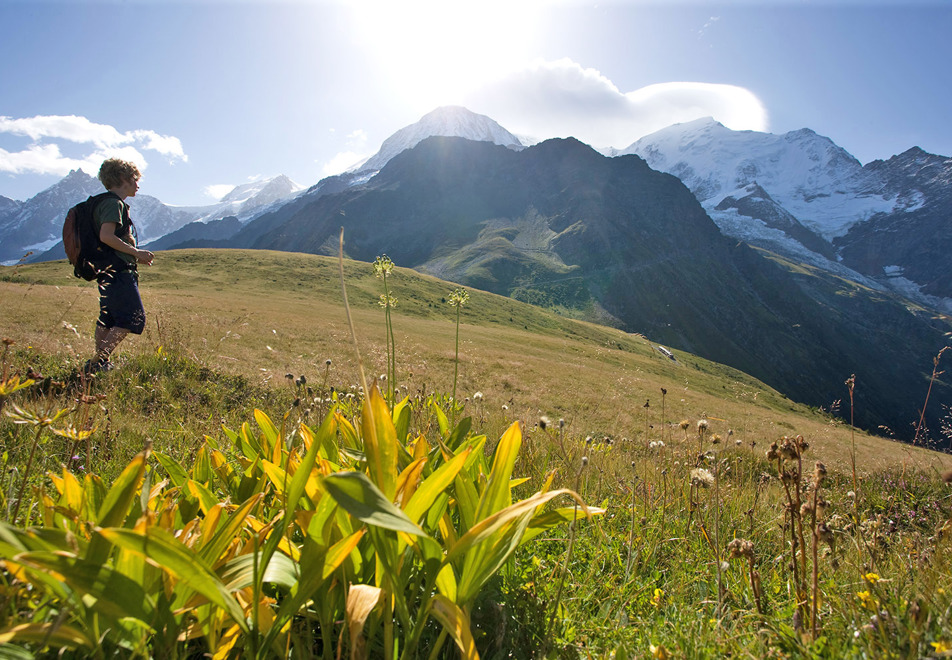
[1,0,950,206]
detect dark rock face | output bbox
[837,149,952,299]
[715,184,836,260]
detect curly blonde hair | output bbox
[98,158,141,190]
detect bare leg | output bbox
[94,325,129,363]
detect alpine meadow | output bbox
[4,0,952,656]
[1,247,951,659]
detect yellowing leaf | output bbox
[429,594,479,660]
[0,622,93,650]
[361,385,398,500]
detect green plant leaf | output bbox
[392,396,411,443]
[361,385,398,500]
[301,406,339,463]
[95,449,148,528]
[13,551,156,625]
[431,399,450,438]
[192,442,214,484]
[453,488,594,605]
[522,505,606,544]
[260,529,365,652]
[98,526,249,633]
[153,451,189,489]
[475,422,521,522]
[253,408,280,458]
[446,416,472,452]
[403,447,471,526]
[324,472,426,537]
[85,449,148,565]
[218,550,300,591]
[186,479,220,515]
[198,493,262,567]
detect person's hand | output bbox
[136,249,154,266]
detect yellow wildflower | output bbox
[864,572,881,584]
[651,588,664,608]
[650,643,670,659]
[932,640,951,655]
[857,590,877,611]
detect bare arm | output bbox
[99,222,154,266]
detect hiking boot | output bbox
[82,358,114,376]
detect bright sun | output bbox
[348,0,540,110]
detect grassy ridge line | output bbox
[1,247,949,474]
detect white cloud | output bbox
[0,143,93,175]
[321,128,372,176]
[0,114,187,177]
[465,58,769,149]
[322,151,369,177]
[203,184,235,201]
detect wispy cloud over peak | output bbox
[465,58,768,150]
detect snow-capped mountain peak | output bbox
[352,106,524,174]
[219,174,302,205]
[624,120,889,241]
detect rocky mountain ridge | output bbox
[624,117,952,312]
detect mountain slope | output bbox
[624,118,952,312]
[231,135,951,440]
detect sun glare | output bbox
[349,0,540,110]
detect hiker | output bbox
[84,158,154,375]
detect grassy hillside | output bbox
[2,249,951,659]
[2,249,947,474]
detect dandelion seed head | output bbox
[473,391,483,402]
[539,416,550,430]
[690,468,715,488]
[727,538,754,559]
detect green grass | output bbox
[1,248,952,658]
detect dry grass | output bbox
[2,248,949,476]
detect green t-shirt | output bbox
[93,196,136,265]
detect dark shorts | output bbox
[97,268,145,334]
